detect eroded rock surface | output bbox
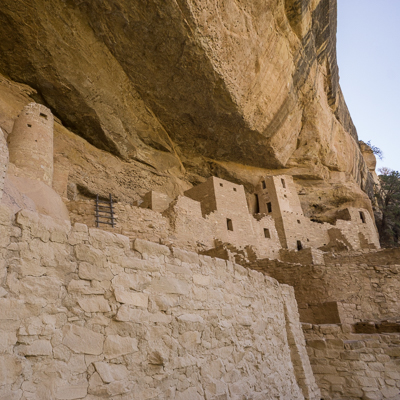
[0,0,376,218]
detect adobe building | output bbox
[7,103,54,186]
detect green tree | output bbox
[375,169,400,247]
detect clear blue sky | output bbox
[337,0,400,172]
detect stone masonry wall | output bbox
[303,323,400,400]
[7,103,54,186]
[0,204,320,400]
[250,257,400,324]
[0,128,8,202]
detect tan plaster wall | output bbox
[7,103,54,186]
[0,205,320,400]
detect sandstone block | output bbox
[55,384,88,399]
[172,248,199,264]
[78,296,111,313]
[0,204,12,226]
[79,262,113,281]
[75,244,106,267]
[311,365,337,375]
[63,324,104,355]
[180,331,201,350]
[67,280,105,295]
[177,314,204,323]
[94,361,129,383]
[114,288,148,308]
[175,387,202,400]
[18,339,52,356]
[386,347,400,357]
[0,331,17,354]
[149,277,189,295]
[123,257,159,272]
[322,375,346,385]
[0,355,22,385]
[132,238,170,257]
[104,335,138,358]
[356,376,377,386]
[193,274,211,286]
[381,387,400,398]
[89,228,129,250]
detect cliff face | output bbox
[0,0,375,218]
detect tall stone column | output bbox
[7,103,54,186]
[0,128,8,202]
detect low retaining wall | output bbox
[303,324,400,400]
[0,205,319,400]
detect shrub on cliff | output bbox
[375,169,400,247]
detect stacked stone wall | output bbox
[250,257,400,324]
[0,128,8,202]
[303,324,400,400]
[0,204,320,400]
[7,103,54,186]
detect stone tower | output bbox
[0,128,9,202]
[7,103,54,186]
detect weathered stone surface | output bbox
[94,362,129,383]
[78,296,111,313]
[103,335,139,359]
[63,324,104,355]
[114,289,149,308]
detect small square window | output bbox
[227,218,233,231]
[297,220,301,224]
[220,183,223,187]
[264,228,270,239]
[233,188,237,192]
[39,113,48,120]
[27,124,32,127]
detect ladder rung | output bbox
[96,221,115,226]
[96,200,111,204]
[96,210,113,214]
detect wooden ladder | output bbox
[95,193,115,228]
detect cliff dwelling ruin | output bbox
[0,1,399,400]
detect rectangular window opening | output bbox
[27,124,32,128]
[220,183,223,187]
[254,194,260,214]
[39,113,48,120]
[233,187,237,192]
[227,218,233,231]
[264,228,270,239]
[297,240,303,251]
[267,202,272,213]
[281,178,286,188]
[262,180,266,189]
[359,211,366,224]
[297,220,301,224]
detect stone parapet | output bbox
[0,205,320,400]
